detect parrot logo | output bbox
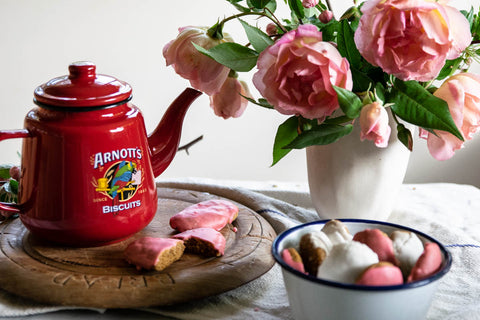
[95,160,141,204]
[108,161,136,201]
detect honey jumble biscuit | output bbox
[299,231,332,275]
[124,237,185,271]
[172,227,226,257]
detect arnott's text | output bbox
[94,148,142,169]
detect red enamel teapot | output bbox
[0,61,201,246]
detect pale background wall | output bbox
[0,0,478,187]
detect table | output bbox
[1,178,479,320]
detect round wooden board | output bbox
[0,187,276,308]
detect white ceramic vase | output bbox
[306,121,412,221]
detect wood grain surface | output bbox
[0,187,276,308]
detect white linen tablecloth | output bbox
[0,178,479,320]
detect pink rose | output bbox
[319,10,334,24]
[302,0,319,8]
[209,77,251,119]
[252,24,353,120]
[266,23,278,36]
[9,166,20,181]
[163,26,232,95]
[359,102,391,148]
[420,73,480,160]
[354,0,471,81]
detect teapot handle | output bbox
[0,129,30,214]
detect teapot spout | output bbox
[148,88,202,177]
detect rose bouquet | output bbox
[163,0,480,165]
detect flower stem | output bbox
[219,11,264,25]
[423,80,435,90]
[324,0,333,12]
[209,9,287,39]
[222,11,284,31]
[178,135,203,155]
[264,7,288,33]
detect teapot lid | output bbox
[33,61,132,108]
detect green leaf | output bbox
[335,19,383,92]
[397,123,413,151]
[304,7,319,19]
[350,66,375,92]
[272,116,299,166]
[239,19,274,52]
[463,7,480,42]
[389,79,463,140]
[375,82,386,104]
[285,124,353,149]
[315,2,327,11]
[437,58,462,81]
[247,0,274,9]
[258,98,274,108]
[323,115,353,125]
[288,0,305,19]
[241,95,274,109]
[333,86,362,119]
[9,179,18,194]
[250,0,277,13]
[207,21,224,40]
[336,19,361,68]
[193,42,259,72]
[319,20,339,42]
[0,165,12,179]
[225,0,251,13]
[461,8,475,28]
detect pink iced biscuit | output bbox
[353,229,398,265]
[170,199,239,232]
[407,242,443,282]
[282,248,305,273]
[355,262,404,286]
[124,237,185,271]
[172,227,226,257]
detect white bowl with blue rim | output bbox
[272,219,452,320]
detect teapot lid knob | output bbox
[68,61,96,83]
[34,61,132,109]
